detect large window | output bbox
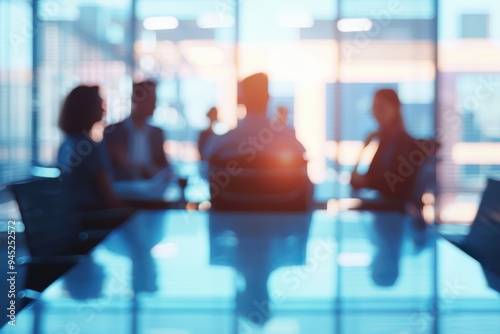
[37,0,133,165]
[438,0,500,223]
[135,0,237,169]
[0,0,33,184]
[2,0,500,225]
[333,0,437,199]
[238,0,337,200]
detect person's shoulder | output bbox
[148,124,163,132]
[199,127,213,138]
[277,125,299,137]
[57,137,71,157]
[204,128,237,158]
[58,135,101,164]
[401,131,417,145]
[147,124,165,138]
[398,132,421,153]
[107,120,126,129]
[209,129,231,147]
[403,131,415,139]
[365,131,380,144]
[103,120,126,139]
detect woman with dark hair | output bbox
[351,88,437,247]
[57,85,120,211]
[350,89,421,201]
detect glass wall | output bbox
[36,0,133,165]
[135,0,237,169]
[238,0,338,199]
[438,0,500,223]
[0,0,33,184]
[1,0,500,224]
[332,0,437,200]
[223,0,437,202]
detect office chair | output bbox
[443,178,500,280]
[208,150,312,212]
[8,177,132,293]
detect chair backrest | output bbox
[208,151,312,211]
[461,178,500,276]
[8,177,82,257]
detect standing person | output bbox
[198,106,218,161]
[104,80,170,181]
[57,85,121,211]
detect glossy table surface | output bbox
[3,209,500,334]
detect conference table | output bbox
[3,207,500,334]
[111,166,209,207]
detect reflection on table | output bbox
[209,212,311,326]
[3,210,500,334]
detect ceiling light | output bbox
[144,16,179,31]
[337,18,373,32]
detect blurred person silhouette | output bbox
[58,85,123,211]
[104,80,170,181]
[369,212,436,287]
[275,105,289,127]
[104,214,165,294]
[63,217,165,300]
[198,106,218,161]
[205,73,312,211]
[209,212,311,326]
[63,255,105,300]
[350,89,437,229]
[369,214,405,287]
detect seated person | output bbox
[104,80,170,181]
[205,73,312,211]
[350,89,436,223]
[198,107,218,161]
[57,85,122,211]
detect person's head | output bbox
[372,89,405,133]
[240,73,269,113]
[58,85,104,135]
[207,107,218,124]
[132,80,157,119]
